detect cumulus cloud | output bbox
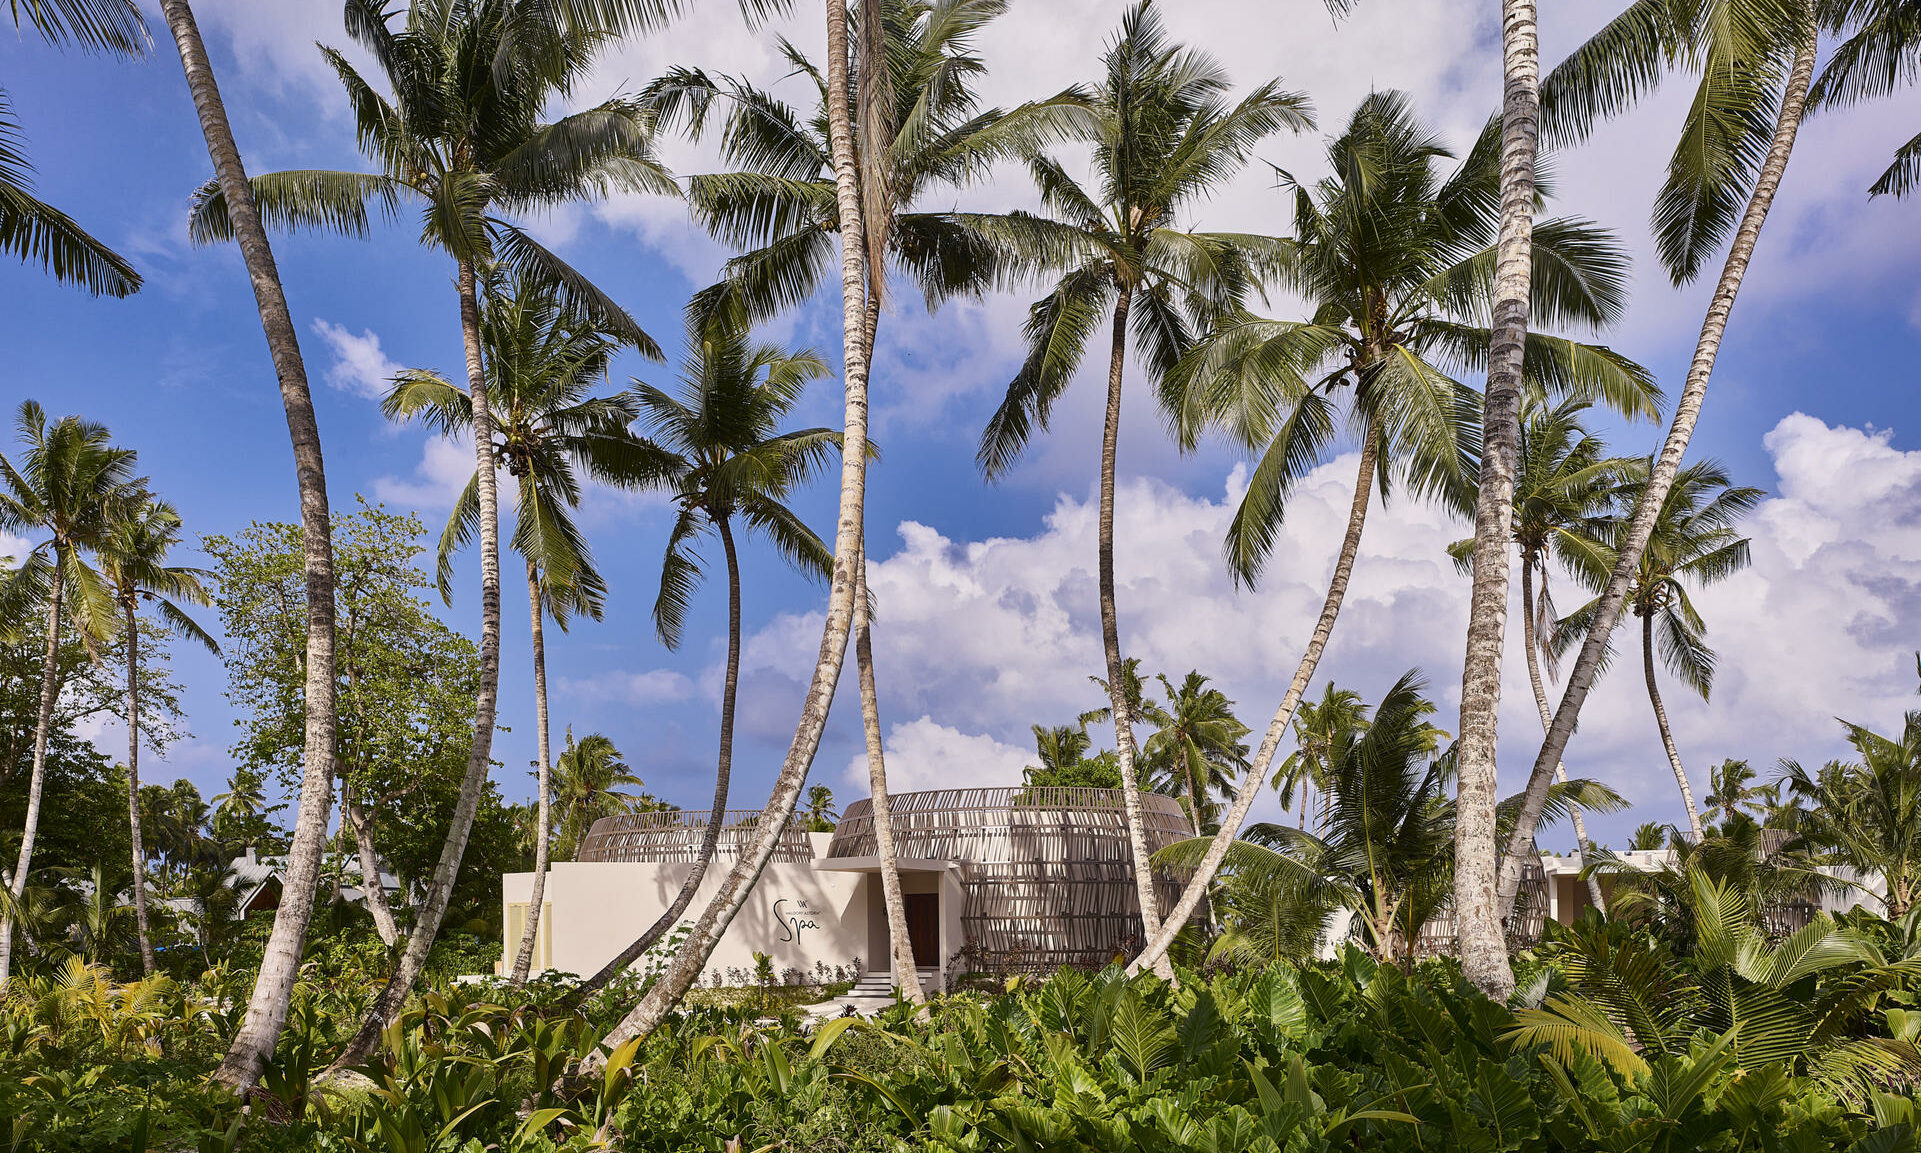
[726,415,1921,843]
[372,434,481,514]
[559,668,697,706]
[842,716,1032,795]
[311,319,403,400]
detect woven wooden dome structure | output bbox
[577,809,813,864]
[1408,853,1552,957]
[828,787,1194,975]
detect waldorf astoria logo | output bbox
[772,896,824,942]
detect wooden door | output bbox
[904,892,939,967]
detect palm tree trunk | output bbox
[1129,427,1381,976]
[854,540,924,1002]
[510,560,553,984]
[0,556,65,985]
[124,594,156,974]
[1453,0,1540,1003]
[561,510,755,1003]
[341,779,398,947]
[1186,762,1203,838]
[1095,283,1169,977]
[1519,562,1605,912]
[1496,13,1819,910]
[1643,612,1706,843]
[329,257,504,1072]
[161,0,340,1089]
[582,0,875,1063]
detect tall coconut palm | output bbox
[1705,757,1766,827]
[1143,671,1249,836]
[0,0,144,296]
[383,271,658,984]
[1452,0,1546,1001]
[1781,711,1921,917]
[188,0,670,1069]
[1498,0,1825,917]
[566,313,835,1002]
[1554,461,1762,844]
[1449,398,1639,909]
[652,0,1039,1005]
[1130,90,1655,977]
[1813,0,1921,197]
[972,2,1313,967]
[0,403,139,985]
[97,496,218,974]
[1272,683,1370,831]
[587,0,881,1062]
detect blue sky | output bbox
[3,0,1920,849]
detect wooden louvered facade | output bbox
[1408,854,1552,957]
[829,787,1194,976]
[577,809,814,864]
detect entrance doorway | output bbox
[904,892,939,967]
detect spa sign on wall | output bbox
[772,897,825,942]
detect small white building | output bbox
[501,788,1193,990]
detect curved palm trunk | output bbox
[1129,429,1380,976]
[855,542,924,1002]
[1497,15,1819,909]
[0,557,65,985]
[1643,612,1705,842]
[564,516,746,1005]
[124,595,156,974]
[161,0,340,1089]
[1519,562,1604,912]
[342,779,398,947]
[1454,0,1540,1003]
[1095,284,1169,976]
[510,560,553,984]
[330,258,504,1072]
[583,0,875,1063]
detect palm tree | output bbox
[383,270,656,985]
[1272,683,1369,831]
[157,0,340,1091]
[192,0,672,1070]
[971,3,1312,966]
[1705,757,1765,828]
[1452,0,1548,1001]
[589,0,884,1062]
[1627,821,1671,851]
[1500,0,1825,921]
[0,402,139,985]
[550,730,656,860]
[1556,461,1762,843]
[0,0,144,296]
[1813,0,1921,197]
[1450,399,1637,910]
[96,496,218,975]
[652,0,1040,1007]
[1131,90,1654,977]
[1781,711,1921,917]
[804,786,839,833]
[1142,672,1249,836]
[567,313,834,1002]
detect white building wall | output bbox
[503,861,872,984]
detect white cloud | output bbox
[372,434,481,514]
[730,415,1921,843]
[559,668,696,706]
[0,531,32,567]
[311,319,403,400]
[842,715,1032,795]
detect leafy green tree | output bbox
[1021,722,1124,791]
[1628,821,1673,852]
[1556,461,1763,843]
[1137,89,1653,976]
[0,0,144,295]
[1782,710,1921,917]
[0,402,141,983]
[97,496,216,973]
[201,502,481,941]
[384,270,656,983]
[972,3,1312,961]
[1142,671,1248,836]
[804,786,839,833]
